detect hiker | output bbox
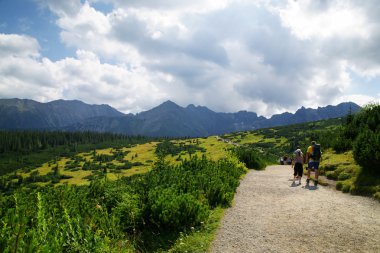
[292,147,303,184]
[305,141,322,187]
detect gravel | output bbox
[211,165,380,253]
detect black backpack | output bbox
[310,144,321,160]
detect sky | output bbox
[0,0,379,117]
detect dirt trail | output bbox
[211,165,380,253]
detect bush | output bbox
[342,183,351,193]
[349,185,376,196]
[332,129,352,153]
[148,187,209,229]
[323,164,337,172]
[326,171,338,180]
[113,191,143,231]
[0,154,246,251]
[353,128,380,175]
[338,172,351,181]
[233,147,266,170]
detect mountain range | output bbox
[0,98,361,137]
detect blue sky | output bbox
[0,0,70,60]
[0,0,379,117]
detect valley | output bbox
[0,104,379,252]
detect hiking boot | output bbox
[306,178,310,185]
[314,180,318,187]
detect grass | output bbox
[137,207,226,253]
[198,137,230,160]
[165,137,231,165]
[59,170,93,185]
[16,142,159,186]
[319,149,380,200]
[167,207,225,253]
[13,139,232,187]
[222,132,265,145]
[319,149,360,180]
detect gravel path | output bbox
[211,165,380,253]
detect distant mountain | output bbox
[0,98,124,129]
[63,100,361,137]
[0,98,361,137]
[263,102,361,128]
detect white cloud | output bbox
[277,0,370,40]
[0,33,166,112]
[1,0,380,117]
[0,33,40,58]
[334,94,380,107]
[37,0,83,17]
[276,0,380,80]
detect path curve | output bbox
[211,165,380,253]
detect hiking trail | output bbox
[211,165,380,253]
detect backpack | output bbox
[310,144,321,160]
[295,150,303,163]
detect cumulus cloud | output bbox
[1,0,380,116]
[277,0,370,40]
[0,33,165,112]
[37,0,83,17]
[0,33,40,58]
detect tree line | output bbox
[0,131,155,176]
[0,130,151,154]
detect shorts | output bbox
[308,161,320,170]
[294,163,303,177]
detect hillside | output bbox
[0,98,124,129]
[0,98,360,136]
[1,111,379,252]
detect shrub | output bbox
[342,183,351,193]
[326,171,338,180]
[113,191,143,231]
[148,187,209,230]
[332,133,352,153]
[323,164,337,172]
[337,172,351,181]
[349,185,376,196]
[233,147,266,170]
[353,128,380,175]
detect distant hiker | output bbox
[292,147,303,184]
[305,141,322,187]
[287,157,292,165]
[280,157,284,165]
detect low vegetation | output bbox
[0,155,246,252]
[0,103,379,252]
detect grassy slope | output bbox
[14,138,231,186]
[15,118,378,200]
[3,118,379,252]
[223,121,380,200]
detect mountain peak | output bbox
[0,98,362,137]
[159,100,181,108]
[140,100,183,117]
